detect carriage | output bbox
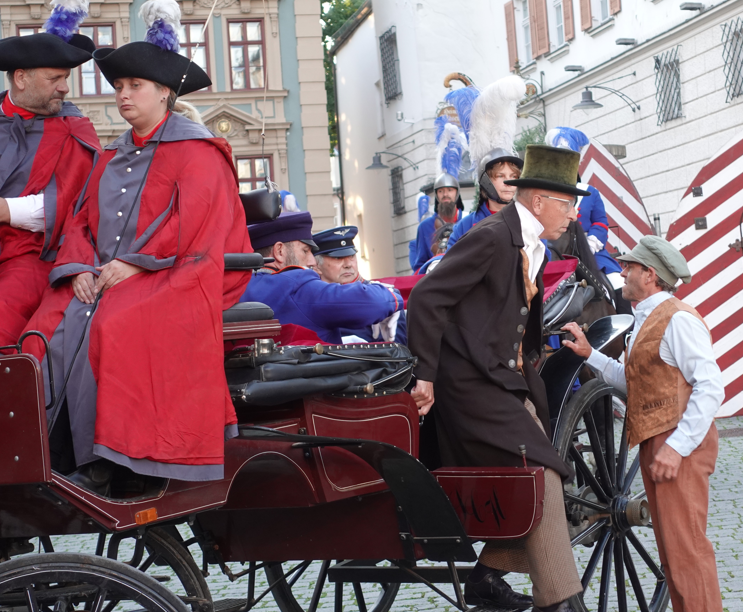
[0,199,668,612]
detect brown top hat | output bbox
[504,145,590,197]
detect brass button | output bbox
[517,324,524,333]
[508,359,516,369]
[520,307,529,316]
[513,343,519,351]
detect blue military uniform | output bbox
[576,184,621,275]
[412,211,462,272]
[448,203,491,250]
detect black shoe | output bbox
[532,601,576,612]
[464,569,533,611]
[68,459,114,496]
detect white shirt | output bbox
[515,200,545,283]
[6,193,45,232]
[586,291,724,456]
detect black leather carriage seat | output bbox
[223,302,275,323]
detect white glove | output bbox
[372,310,401,342]
[587,235,603,254]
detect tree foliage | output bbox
[322,0,364,152]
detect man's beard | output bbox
[285,243,303,267]
[19,92,64,115]
[438,200,456,219]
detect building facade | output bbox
[0,0,336,228]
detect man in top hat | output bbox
[0,16,100,349]
[313,226,406,344]
[241,212,404,344]
[407,145,585,611]
[562,236,724,612]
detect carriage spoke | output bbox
[626,530,664,581]
[615,410,629,485]
[287,561,312,587]
[580,527,611,589]
[584,410,615,494]
[308,560,330,612]
[90,587,108,612]
[137,552,159,573]
[569,445,610,504]
[101,598,120,612]
[622,455,641,496]
[613,535,628,612]
[564,492,609,513]
[622,535,650,612]
[603,396,616,489]
[597,535,614,612]
[24,586,40,612]
[334,577,343,612]
[632,490,647,501]
[352,583,368,612]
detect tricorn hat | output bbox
[504,145,591,197]
[93,0,210,96]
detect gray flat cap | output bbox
[616,235,691,286]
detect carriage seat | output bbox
[223,302,275,323]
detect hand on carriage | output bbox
[410,378,434,415]
[94,260,144,294]
[72,272,97,304]
[649,442,683,483]
[560,321,593,358]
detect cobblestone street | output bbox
[43,417,743,612]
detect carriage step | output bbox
[213,598,249,612]
[328,562,475,584]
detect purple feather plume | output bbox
[44,5,88,42]
[145,19,180,52]
[444,86,480,143]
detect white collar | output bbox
[515,200,544,246]
[634,291,673,320]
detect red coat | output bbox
[25,122,251,474]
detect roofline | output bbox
[329,0,373,56]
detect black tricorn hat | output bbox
[504,145,591,197]
[0,33,94,71]
[93,42,211,96]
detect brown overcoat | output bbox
[408,202,573,480]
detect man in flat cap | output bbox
[408,145,583,611]
[313,225,406,344]
[0,23,100,349]
[563,235,724,612]
[241,212,404,344]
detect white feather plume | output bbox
[139,0,181,31]
[468,75,526,165]
[49,0,89,11]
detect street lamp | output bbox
[366,151,419,171]
[572,72,640,113]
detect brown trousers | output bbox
[479,399,583,607]
[640,426,722,612]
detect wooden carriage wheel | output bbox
[553,379,670,612]
[264,560,400,612]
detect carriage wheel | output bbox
[0,552,189,612]
[553,379,670,612]
[98,527,211,612]
[264,560,400,612]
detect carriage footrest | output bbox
[213,598,249,612]
[328,561,475,584]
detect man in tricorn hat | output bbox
[313,225,406,344]
[563,236,724,612]
[0,1,100,349]
[241,212,405,344]
[408,145,585,611]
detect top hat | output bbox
[312,226,358,258]
[0,33,94,71]
[504,145,590,197]
[248,211,318,252]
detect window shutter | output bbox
[563,0,575,41]
[609,0,621,15]
[505,1,519,71]
[532,0,550,57]
[580,0,592,30]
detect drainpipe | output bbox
[331,55,346,225]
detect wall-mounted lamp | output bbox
[366,151,419,171]
[572,72,640,113]
[565,65,585,73]
[395,111,415,124]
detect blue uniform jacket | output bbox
[448,203,491,250]
[241,268,403,344]
[578,186,621,274]
[412,211,462,272]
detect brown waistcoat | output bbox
[625,296,709,448]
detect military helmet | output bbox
[433,172,460,204]
[477,148,524,202]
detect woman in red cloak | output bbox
[23,0,252,494]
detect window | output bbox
[179,22,209,79]
[79,25,115,96]
[228,20,265,90]
[554,0,564,46]
[17,26,40,35]
[654,46,682,125]
[722,16,743,102]
[390,167,405,215]
[590,0,610,25]
[236,156,272,193]
[522,0,532,63]
[379,26,402,102]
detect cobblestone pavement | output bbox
[42,416,743,612]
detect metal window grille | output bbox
[379,26,402,102]
[722,17,743,103]
[391,167,405,215]
[654,46,682,125]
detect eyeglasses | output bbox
[539,194,577,211]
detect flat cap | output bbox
[248,211,318,252]
[616,235,691,286]
[312,226,358,257]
